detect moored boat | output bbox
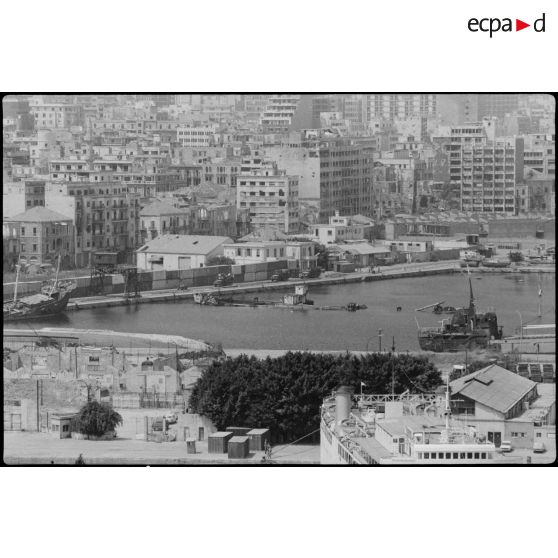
[3,258,76,322]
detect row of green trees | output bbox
[189,352,442,443]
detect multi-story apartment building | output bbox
[46,179,141,267]
[139,200,190,242]
[260,95,313,135]
[5,206,75,268]
[318,138,374,221]
[189,203,250,240]
[3,180,46,217]
[365,95,437,122]
[201,160,241,188]
[29,100,84,130]
[177,125,217,147]
[478,94,520,120]
[523,134,555,178]
[3,221,20,271]
[237,162,299,234]
[448,124,524,213]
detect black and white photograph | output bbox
[2,93,555,466]
[1,3,557,558]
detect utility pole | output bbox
[36,380,40,431]
[378,328,383,352]
[537,271,542,318]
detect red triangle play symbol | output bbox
[516,19,530,31]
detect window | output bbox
[445,452,451,459]
[62,424,69,432]
[438,452,444,459]
[431,452,436,459]
[21,227,25,235]
[460,452,466,459]
[481,452,487,459]
[33,244,37,252]
[474,452,480,459]
[467,452,473,459]
[536,432,542,438]
[452,452,458,459]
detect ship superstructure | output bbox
[320,384,508,464]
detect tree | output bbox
[73,401,122,438]
[314,244,329,270]
[189,352,442,444]
[207,255,235,267]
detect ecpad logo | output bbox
[468,13,546,37]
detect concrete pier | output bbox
[65,262,461,312]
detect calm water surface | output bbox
[8,273,555,351]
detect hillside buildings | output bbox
[2,94,555,273]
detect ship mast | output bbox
[49,254,61,297]
[13,263,21,303]
[440,376,452,443]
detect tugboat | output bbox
[3,257,76,322]
[417,275,503,352]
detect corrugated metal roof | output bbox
[450,364,537,414]
[136,234,232,255]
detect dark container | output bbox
[228,436,250,459]
[247,428,271,451]
[208,431,233,453]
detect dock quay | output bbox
[63,262,460,312]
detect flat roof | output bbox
[209,432,233,438]
[354,437,393,461]
[247,429,269,435]
[229,436,250,443]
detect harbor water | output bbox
[6,273,555,351]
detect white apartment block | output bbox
[236,163,300,234]
[177,125,217,147]
[448,124,523,214]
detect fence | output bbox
[3,260,296,300]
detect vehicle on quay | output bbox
[213,272,234,287]
[299,267,321,279]
[417,274,503,352]
[271,269,291,282]
[533,442,546,453]
[499,440,513,453]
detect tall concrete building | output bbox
[260,95,313,134]
[478,94,520,120]
[318,138,374,221]
[448,122,524,214]
[365,94,437,122]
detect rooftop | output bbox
[136,234,232,255]
[450,364,537,414]
[343,243,391,255]
[139,200,186,217]
[6,206,73,223]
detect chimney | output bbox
[335,385,354,432]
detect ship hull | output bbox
[418,332,491,352]
[3,291,72,322]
